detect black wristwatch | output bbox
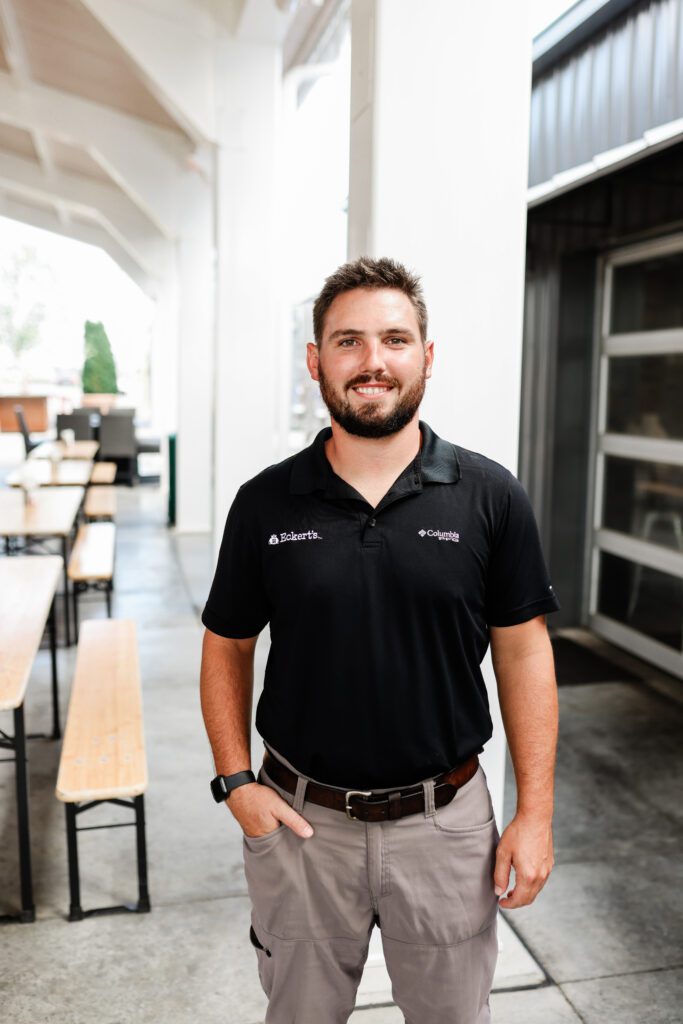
[211,770,257,803]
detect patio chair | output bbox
[14,405,40,455]
[98,411,137,485]
[56,412,95,442]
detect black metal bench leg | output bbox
[135,795,151,913]
[73,584,79,640]
[49,597,61,740]
[14,706,35,923]
[61,535,71,646]
[65,804,84,921]
[106,583,112,618]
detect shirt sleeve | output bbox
[201,485,270,639]
[485,473,561,627]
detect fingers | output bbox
[494,846,512,898]
[497,866,551,908]
[276,800,314,838]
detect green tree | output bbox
[82,320,119,394]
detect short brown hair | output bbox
[313,256,428,346]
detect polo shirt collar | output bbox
[289,419,461,496]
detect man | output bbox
[200,257,560,1024]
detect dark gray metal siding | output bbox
[529,0,683,187]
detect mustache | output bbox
[346,375,399,389]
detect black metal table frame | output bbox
[0,596,60,925]
[3,514,82,648]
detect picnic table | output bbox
[0,555,62,923]
[0,486,85,646]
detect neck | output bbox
[324,414,422,482]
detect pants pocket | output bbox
[432,765,496,833]
[249,923,272,957]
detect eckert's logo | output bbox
[268,530,322,545]
[418,528,460,542]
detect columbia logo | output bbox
[268,534,279,545]
[418,528,460,542]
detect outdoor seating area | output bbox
[1,0,682,1020]
[15,403,161,487]
[0,434,150,925]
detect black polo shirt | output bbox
[202,420,560,789]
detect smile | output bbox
[351,386,394,397]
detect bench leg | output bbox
[73,584,79,641]
[14,706,35,923]
[105,583,112,618]
[61,536,71,647]
[49,597,61,740]
[65,804,84,922]
[135,795,151,913]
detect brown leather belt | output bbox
[262,749,480,823]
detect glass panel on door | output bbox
[602,457,683,552]
[597,550,683,651]
[606,354,683,439]
[610,249,683,332]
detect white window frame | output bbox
[588,231,683,679]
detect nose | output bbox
[358,338,388,377]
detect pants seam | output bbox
[257,926,374,945]
[379,915,498,950]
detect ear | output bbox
[306,341,321,382]
[425,339,435,379]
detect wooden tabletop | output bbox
[29,440,100,461]
[56,620,147,802]
[0,486,84,537]
[0,556,62,710]
[7,460,93,488]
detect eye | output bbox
[386,336,407,345]
[339,337,358,347]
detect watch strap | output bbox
[211,770,256,803]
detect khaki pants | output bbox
[243,750,500,1024]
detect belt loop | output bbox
[293,774,308,814]
[422,778,436,818]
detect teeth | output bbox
[354,386,391,395]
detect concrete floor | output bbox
[1,485,682,1023]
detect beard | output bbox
[318,360,427,439]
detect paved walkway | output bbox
[1,485,681,1023]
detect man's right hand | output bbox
[227,782,314,840]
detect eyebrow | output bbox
[328,327,416,341]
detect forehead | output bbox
[323,288,420,338]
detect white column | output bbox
[175,181,215,533]
[348,0,531,1001]
[212,38,283,552]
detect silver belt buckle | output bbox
[345,789,373,820]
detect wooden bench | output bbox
[67,522,116,634]
[55,619,150,921]
[90,462,117,485]
[84,485,117,521]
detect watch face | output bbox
[211,776,228,802]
